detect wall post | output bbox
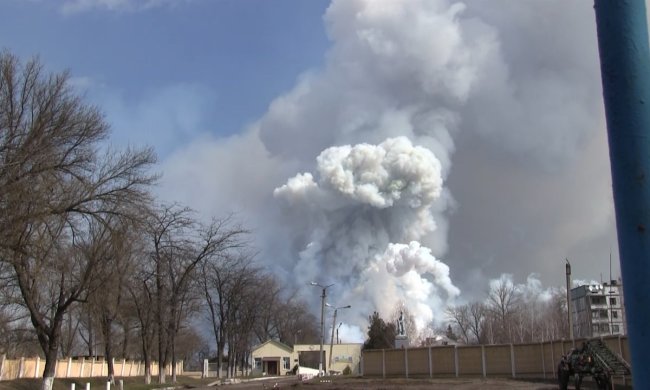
[404,347,408,379]
[481,345,486,378]
[0,354,5,380]
[382,349,385,379]
[510,344,516,379]
[428,347,432,378]
[35,356,40,378]
[454,346,459,378]
[18,357,25,378]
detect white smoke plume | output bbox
[155,0,618,341]
[275,137,459,332]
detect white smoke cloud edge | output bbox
[274,137,460,334]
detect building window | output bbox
[254,358,262,370]
[612,325,620,333]
[609,297,617,306]
[612,310,619,319]
[283,357,290,370]
[600,324,610,333]
[591,296,606,305]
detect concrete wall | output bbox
[0,355,180,381]
[362,335,630,381]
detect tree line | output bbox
[0,51,319,390]
[363,278,570,349]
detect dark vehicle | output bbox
[557,339,630,390]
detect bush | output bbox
[342,365,352,375]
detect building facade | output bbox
[251,340,362,376]
[571,280,626,338]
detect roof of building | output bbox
[251,339,294,353]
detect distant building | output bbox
[250,340,362,376]
[571,280,626,338]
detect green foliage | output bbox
[342,365,352,375]
[363,311,396,350]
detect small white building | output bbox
[251,340,362,376]
[571,280,626,338]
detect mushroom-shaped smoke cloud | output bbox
[274,137,459,333]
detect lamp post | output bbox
[327,304,351,373]
[566,259,574,341]
[310,282,333,375]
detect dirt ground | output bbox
[206,376,561,390]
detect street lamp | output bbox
[327,304,351,373]
[310,282,334,375]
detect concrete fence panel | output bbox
[361,350,383,376]
[513,343,543,377]
[384,349,404,376]
[430,346,455,376]
[406,348,429,377]
[456,346,482,376]
[484,344,511,377]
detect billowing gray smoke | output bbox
[159,0,617,340]
[274,137,459,330]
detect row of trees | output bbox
[446,277,569,345]
[0,51,319,390]
[363,279,569,349]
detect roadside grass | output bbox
[0,376,216,390]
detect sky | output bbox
[0,0,629,339]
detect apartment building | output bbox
[570,280,626,338]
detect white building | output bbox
[250,340,362,376]
[571,280,626,338]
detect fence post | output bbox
[119,379,124,390]
[85,383,90,390]
[67,357,72,378]
[91,357,95,377]
[428,347,432,378]
[510,344,516,378]
[80,357,85,378]
[0,354,5,380]
[481,345,486,378]
[541,342,546,379]
[454,346,459,378]
[551,342,556,378]
[19,357,25,378]
[404,347,408,379]
[137,361,141,376]
[382,350,386,379]
[71,383,75,390]
[120,358,125,377]
[202,359,208,378]
[35,356,40,378]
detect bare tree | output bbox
[446,305,471,344]
[146,205,247,384]
[486,276,520,344]
[0,51,156,390]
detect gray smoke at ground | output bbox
[159,0,620,340]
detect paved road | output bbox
[189,376,559,389]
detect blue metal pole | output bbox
[594,0,650,386]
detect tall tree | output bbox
[363,311,396,350]
[147,205,247,384]
[0,51,156,390]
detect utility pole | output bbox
[310,282,333,376]
[594,1,650,387]
[566,259,573,341]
